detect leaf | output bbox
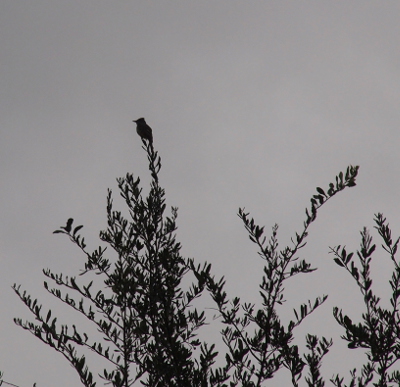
[65,218,74,232]
[73,225,84,236]
[334,258,345,267]
[343,315,352,328]
[367,245,376,256]
[350,262,359,281]
[345,252,353,265]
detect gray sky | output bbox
[1,2,400,386]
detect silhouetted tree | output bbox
[13,141,219,387]
[193,165,358,386]
[330,214,400,387]
[13,133,397,387]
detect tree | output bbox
[12,135,389,387]
[13,142,217,387]
[329,214,400,387]
[194,165,358,387]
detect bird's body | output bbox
[134,117,153,144]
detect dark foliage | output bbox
[330,214,400,387]
[192,165,359,386]
[13,142,216,387]
[11,136,393,387]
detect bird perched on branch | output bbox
[133,117,153,144]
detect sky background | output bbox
[1,2,400,386]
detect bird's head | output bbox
[133,117,146,124]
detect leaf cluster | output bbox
[330,213,400,387]
[11,144,374,387]
[13,144,215,387]
[191,166,359,386]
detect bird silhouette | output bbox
[133,117,153,144]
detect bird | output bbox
[133,117,153,144]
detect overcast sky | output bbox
[1,2,400,386]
